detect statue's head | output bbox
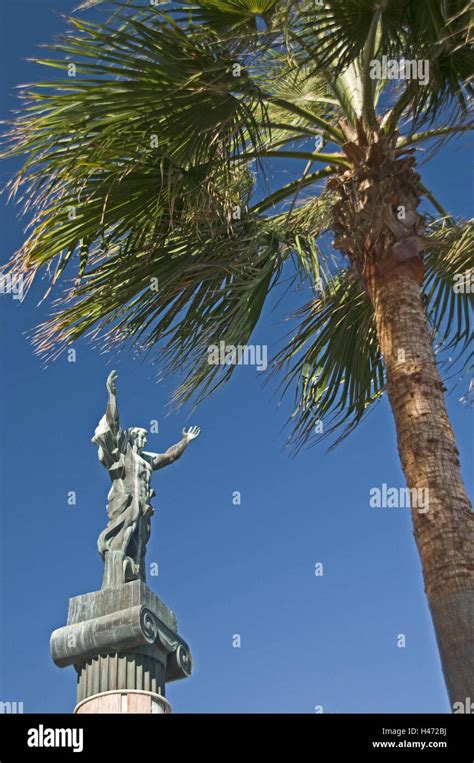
[129,427,148,452]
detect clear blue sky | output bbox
[0,0,472,714]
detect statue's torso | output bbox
[122,446,154,500]
[105,435,155,508]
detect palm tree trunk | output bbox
[371,264,473,709]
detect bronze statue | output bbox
[92,370,200,588]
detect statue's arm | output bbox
[150,426,200,470]
[105,370,120,438]
[92,370,124,460]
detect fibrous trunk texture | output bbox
[331,121,473,707]
[373,266,473,708]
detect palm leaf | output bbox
[424,218,474,360]
[274,272,385,451]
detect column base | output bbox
[74,689,171,714]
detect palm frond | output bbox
[274,271,385,451]
[424,218,474,359]
[175,0,280,32]
[32,215,281,394]
[2,12,273,292]
[276,217,474,451]
[294,0,473,128]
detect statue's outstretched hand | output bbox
[107,370,118,394]
[183,425,201,442]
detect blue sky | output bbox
[0,0,472,714]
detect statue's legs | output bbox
[100,497,143,588]
[136,510,153,583]
[102,549,127,588]
[121,521,137,554]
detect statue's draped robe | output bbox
[92,415,155,582]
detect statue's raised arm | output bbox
[91,370,125,469]
[105,370,120,438]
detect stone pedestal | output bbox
[50,580,192,713]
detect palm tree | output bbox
[2,0,473,707]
